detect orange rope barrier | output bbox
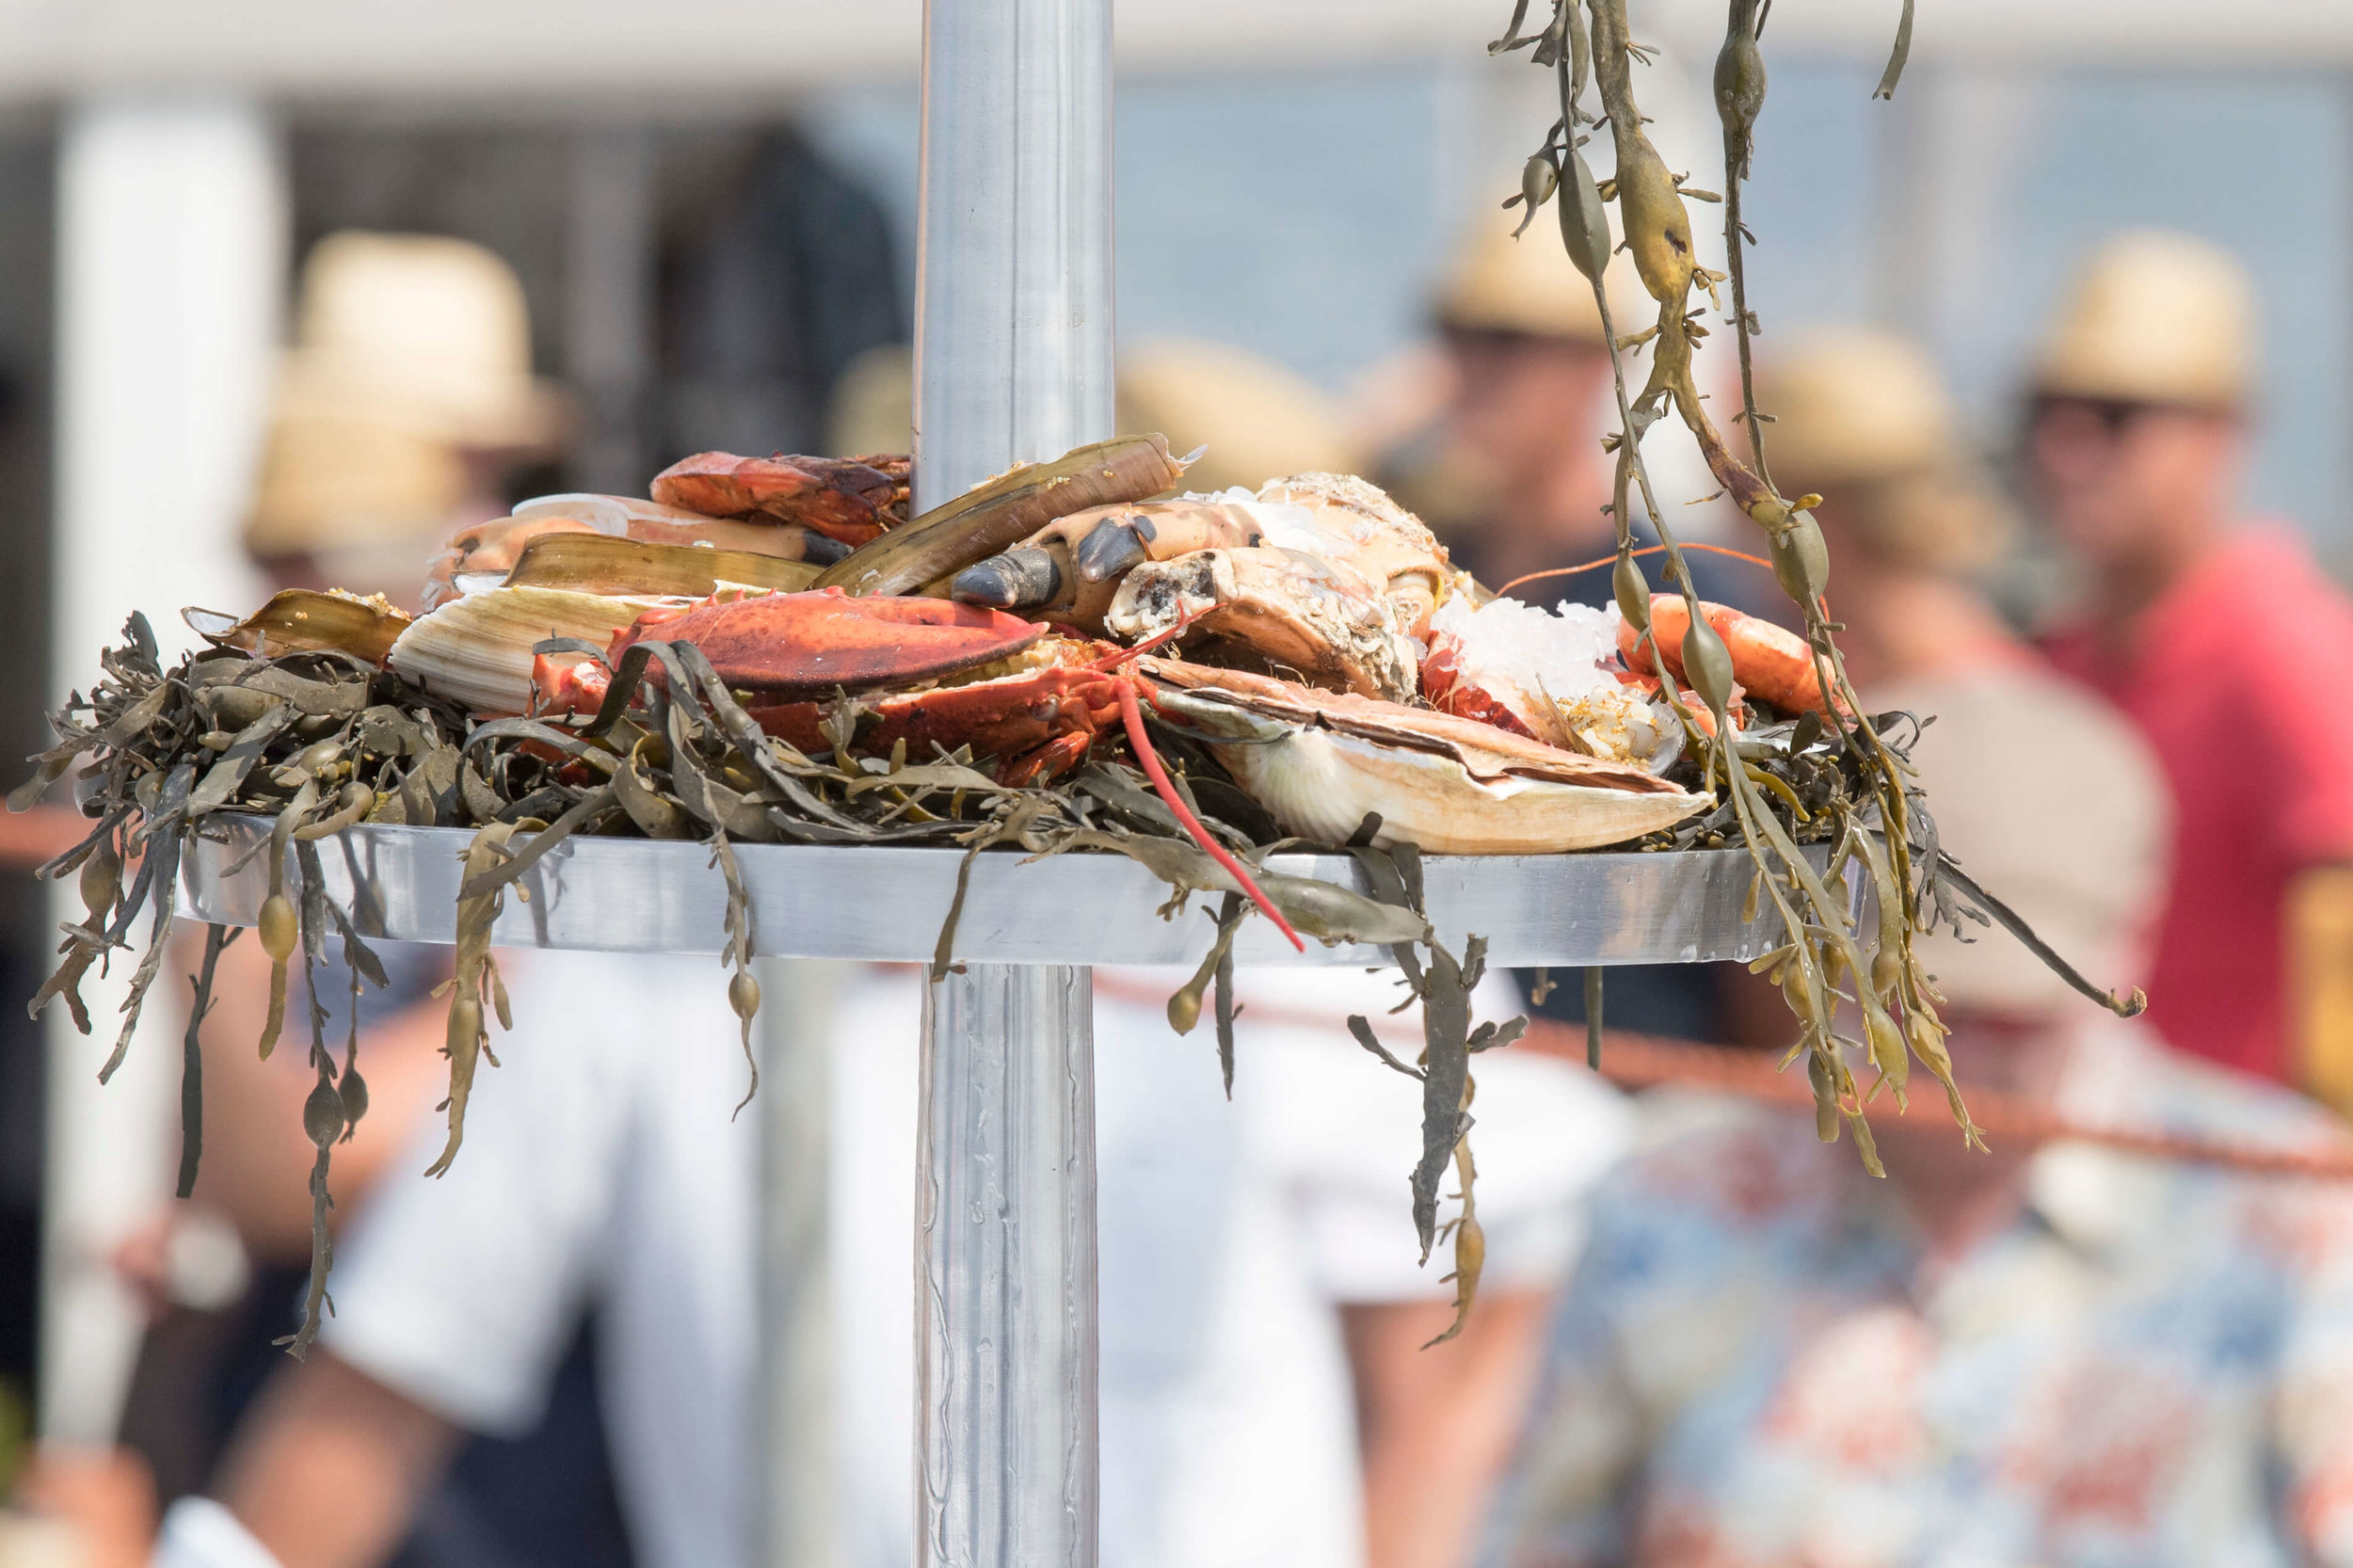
[1527,1019,2353,1182]
[1089,973,2353,1182]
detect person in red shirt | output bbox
[2032,230,2353,1100]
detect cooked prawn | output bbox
[1619,598,1829,718]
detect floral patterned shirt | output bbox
[1484,1021,2353,1568]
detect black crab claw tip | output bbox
[800,533,853,567]
[1076,520,1150,584]
[950,547,1062,610]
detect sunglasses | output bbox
[2028,395,2155,438]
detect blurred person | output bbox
[1475,751,2353,1564]
[1479,822,2353,1567]
[1376,215,1770,615]
[1383,216,1619,592]
[648,126,904,463]
[1471,334,2353,1568]
[245,232,567,608]
[155,960,1626,1568]
[1703,326,2157,1048]
[102,231,632,1568]
[1751,328,2022,694]
[8,1442,154,1568]
[2026,231,2353,1098]
[1116,337,1360,489]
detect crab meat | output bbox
[1421,595,1678,767]
[1141,658,1705,855]
[1251,472,1454,639]
[1105,547,1419,702]
[950,472,1453,670]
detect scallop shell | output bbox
[387,586,670,716]
[1144,660,1705,856]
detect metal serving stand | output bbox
[175,6,1787,1564]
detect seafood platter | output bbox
[20,0,2122,1353]
[17,434,2117,1349]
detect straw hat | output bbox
[2031,230,2254,411]
[1434,204,1641,344]
[1117,339,1358,492]
[247,232,567,555]
[1754,327,2013,575]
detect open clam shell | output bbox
[1144,661,1705,856]
[387,586,668,716]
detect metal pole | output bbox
[912,2,1112,1563]
[565,125,655,496]
[916,968,1098,1568]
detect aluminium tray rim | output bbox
[179,817,1806,969]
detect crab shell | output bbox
[1140,658,1705,855]
[649,452,911,544]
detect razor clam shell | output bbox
[503,533,821,599]
[184,590,413,665]
[386,586,667,716]
[814,433,1182,599]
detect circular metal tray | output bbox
[180,820,1796,968]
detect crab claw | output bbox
[608,586,1044,697]
[946,501,1271,632]
[1075,519,1151,583]
[951,547,1064,612]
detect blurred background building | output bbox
[0,0,2351,1554]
